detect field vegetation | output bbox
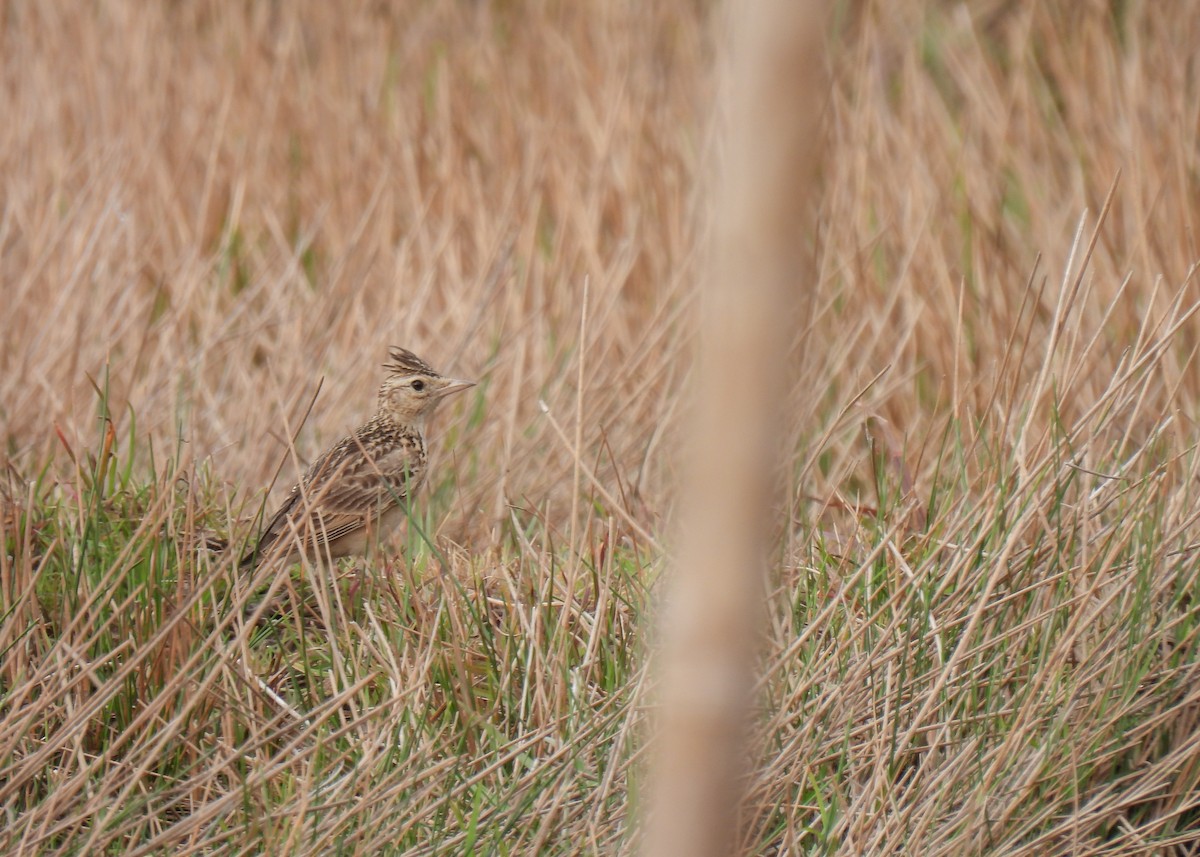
[2,1,1200,853]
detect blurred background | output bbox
[3,2,1197,537]
[2,0,700,540]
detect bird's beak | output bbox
[437,378,476,399]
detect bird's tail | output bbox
[192,531,262,570]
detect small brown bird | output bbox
[241,347,474,568]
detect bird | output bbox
[239,347,474,569]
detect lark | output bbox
[240,347,474,569]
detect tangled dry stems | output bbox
[2,1,1199,853]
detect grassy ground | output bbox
[3,1,1200,853]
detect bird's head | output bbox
[377,347,475,425]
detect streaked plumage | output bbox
[241,347,473,568]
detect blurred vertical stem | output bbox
[642,1,829,854]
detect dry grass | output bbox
[2,1,1199,853]
[644,1,827,853]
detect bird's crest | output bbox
[383,347,438,377]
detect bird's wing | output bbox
[242,432,423,566]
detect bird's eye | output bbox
[411,379,426,392]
